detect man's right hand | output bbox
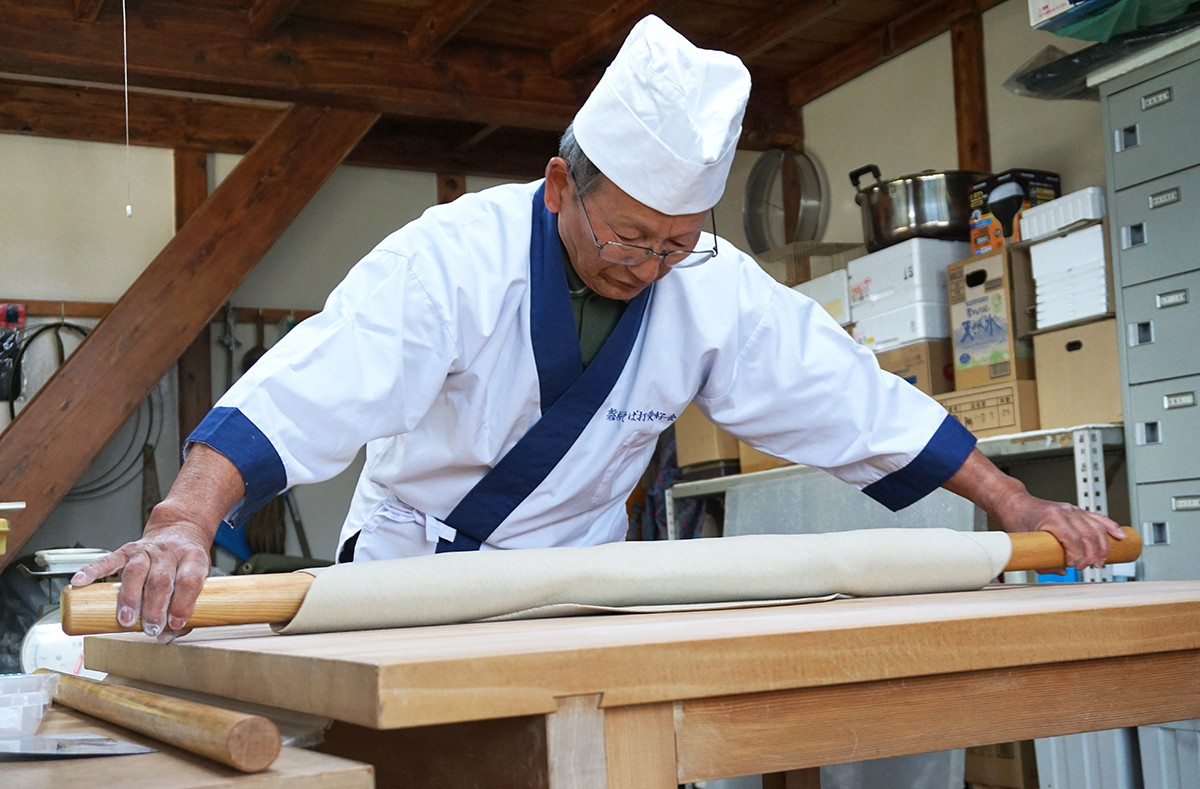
[69,444,246,644]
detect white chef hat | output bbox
[572,15,751,215]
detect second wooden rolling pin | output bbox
[60,527,1142,636]
[41,670,281,772]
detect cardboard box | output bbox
[936,380,1040,438]
[737,441,792,474]
[876,340,955,396]
[1033,318,1122,429]
[754,242,867,287]
[965,740,1039,789]
[852,301,950,353]
[948,249,1036,389]
[793,269,851,326]
[969,169,1061,255]
[674,404,739,471]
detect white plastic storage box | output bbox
[1019,186,1106,241]
[792,269,851,326]
[0,673,58,737]
[847,239,969,323]
[1030,224,1112,329]
[852,301,950,353]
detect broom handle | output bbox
[61,528,1143,635]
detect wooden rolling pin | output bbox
[60,527,1142,636]
[39,670,281,772]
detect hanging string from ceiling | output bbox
[122,0,132,218]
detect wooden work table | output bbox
[82,581,1200,787]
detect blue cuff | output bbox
[862,413,976,512]
[186,406,287,519]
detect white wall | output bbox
[803,0,1105,245]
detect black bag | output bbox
[0,329,19,401]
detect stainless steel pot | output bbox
[849,164,991,252]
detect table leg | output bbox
[547,694,608,788]
[604,701,676,789]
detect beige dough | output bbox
[276,528,1011,635]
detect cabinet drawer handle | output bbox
[1136,420,1162,445]
[1122,222,1148,248]
[1128,320,1154,346]
[1143,521,1170,545]
[1115,123,1140,152]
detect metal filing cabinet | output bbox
[1100,39,1200,582]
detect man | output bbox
[73,15,1122,642]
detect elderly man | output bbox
[73,15,1122,642]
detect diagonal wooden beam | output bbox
[788,0,977,107]
[0,105,379,570]
[407,0,494,63]
[248,0,301,41]
[718,1,839,63]
[73,0,105,22]
[550,0,664,77]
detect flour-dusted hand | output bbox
[69,445,246,644]
[996,496,1124,570]
[942,448,1126,571]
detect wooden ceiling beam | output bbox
[787,0,977,107]
[550,0,664,78]
[0,78,281,153]
[73,0,104,23]
[0,105,379,570]
[0,77,554,178]
[453,123,502,153]
[719,1,839,63]
[0,0,586,131]
[408,0,494,63]
[248,0,301,41]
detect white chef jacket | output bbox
[190,179,974,561]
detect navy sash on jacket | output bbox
[433,183,650,552]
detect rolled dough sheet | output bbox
[276,528,1011,635]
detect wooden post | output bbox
[174,149,213,442]
[437,173,467,205]
[951,11,991,173]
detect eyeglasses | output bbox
[573,181,718,268]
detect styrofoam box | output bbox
[1027,214,1106,272]
[1020,187,1105,241]
[852,301,950,352]
[847,239,968,322]
[0,673,57,737]
[792,269,851,326]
